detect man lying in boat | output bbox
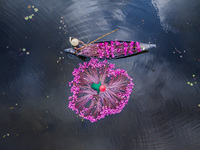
[65,29,156,59]
[69,37,145,58]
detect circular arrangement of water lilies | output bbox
[68,58,134,122]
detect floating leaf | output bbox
[34,8,38,12]
[25,16,29,20]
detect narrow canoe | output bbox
[64,41,156,59]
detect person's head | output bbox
[69,37,79,46]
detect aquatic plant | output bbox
[24,5,39,21]
[78,41,142,58]
[68,58,134,122]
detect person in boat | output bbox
[69,37,86,52]
[69,29,119,53]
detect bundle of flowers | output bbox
[78,41,141,58]
[68,58,134,122]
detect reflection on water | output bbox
[0,0,200,149]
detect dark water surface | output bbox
[1,0,200,149]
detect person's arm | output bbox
[79,40,86,46]
[74,47,82,53]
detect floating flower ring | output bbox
[68,58,134,122]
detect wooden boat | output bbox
[64,40,156,59]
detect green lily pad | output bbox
[34,8,38,12]
[25,16,29,20]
